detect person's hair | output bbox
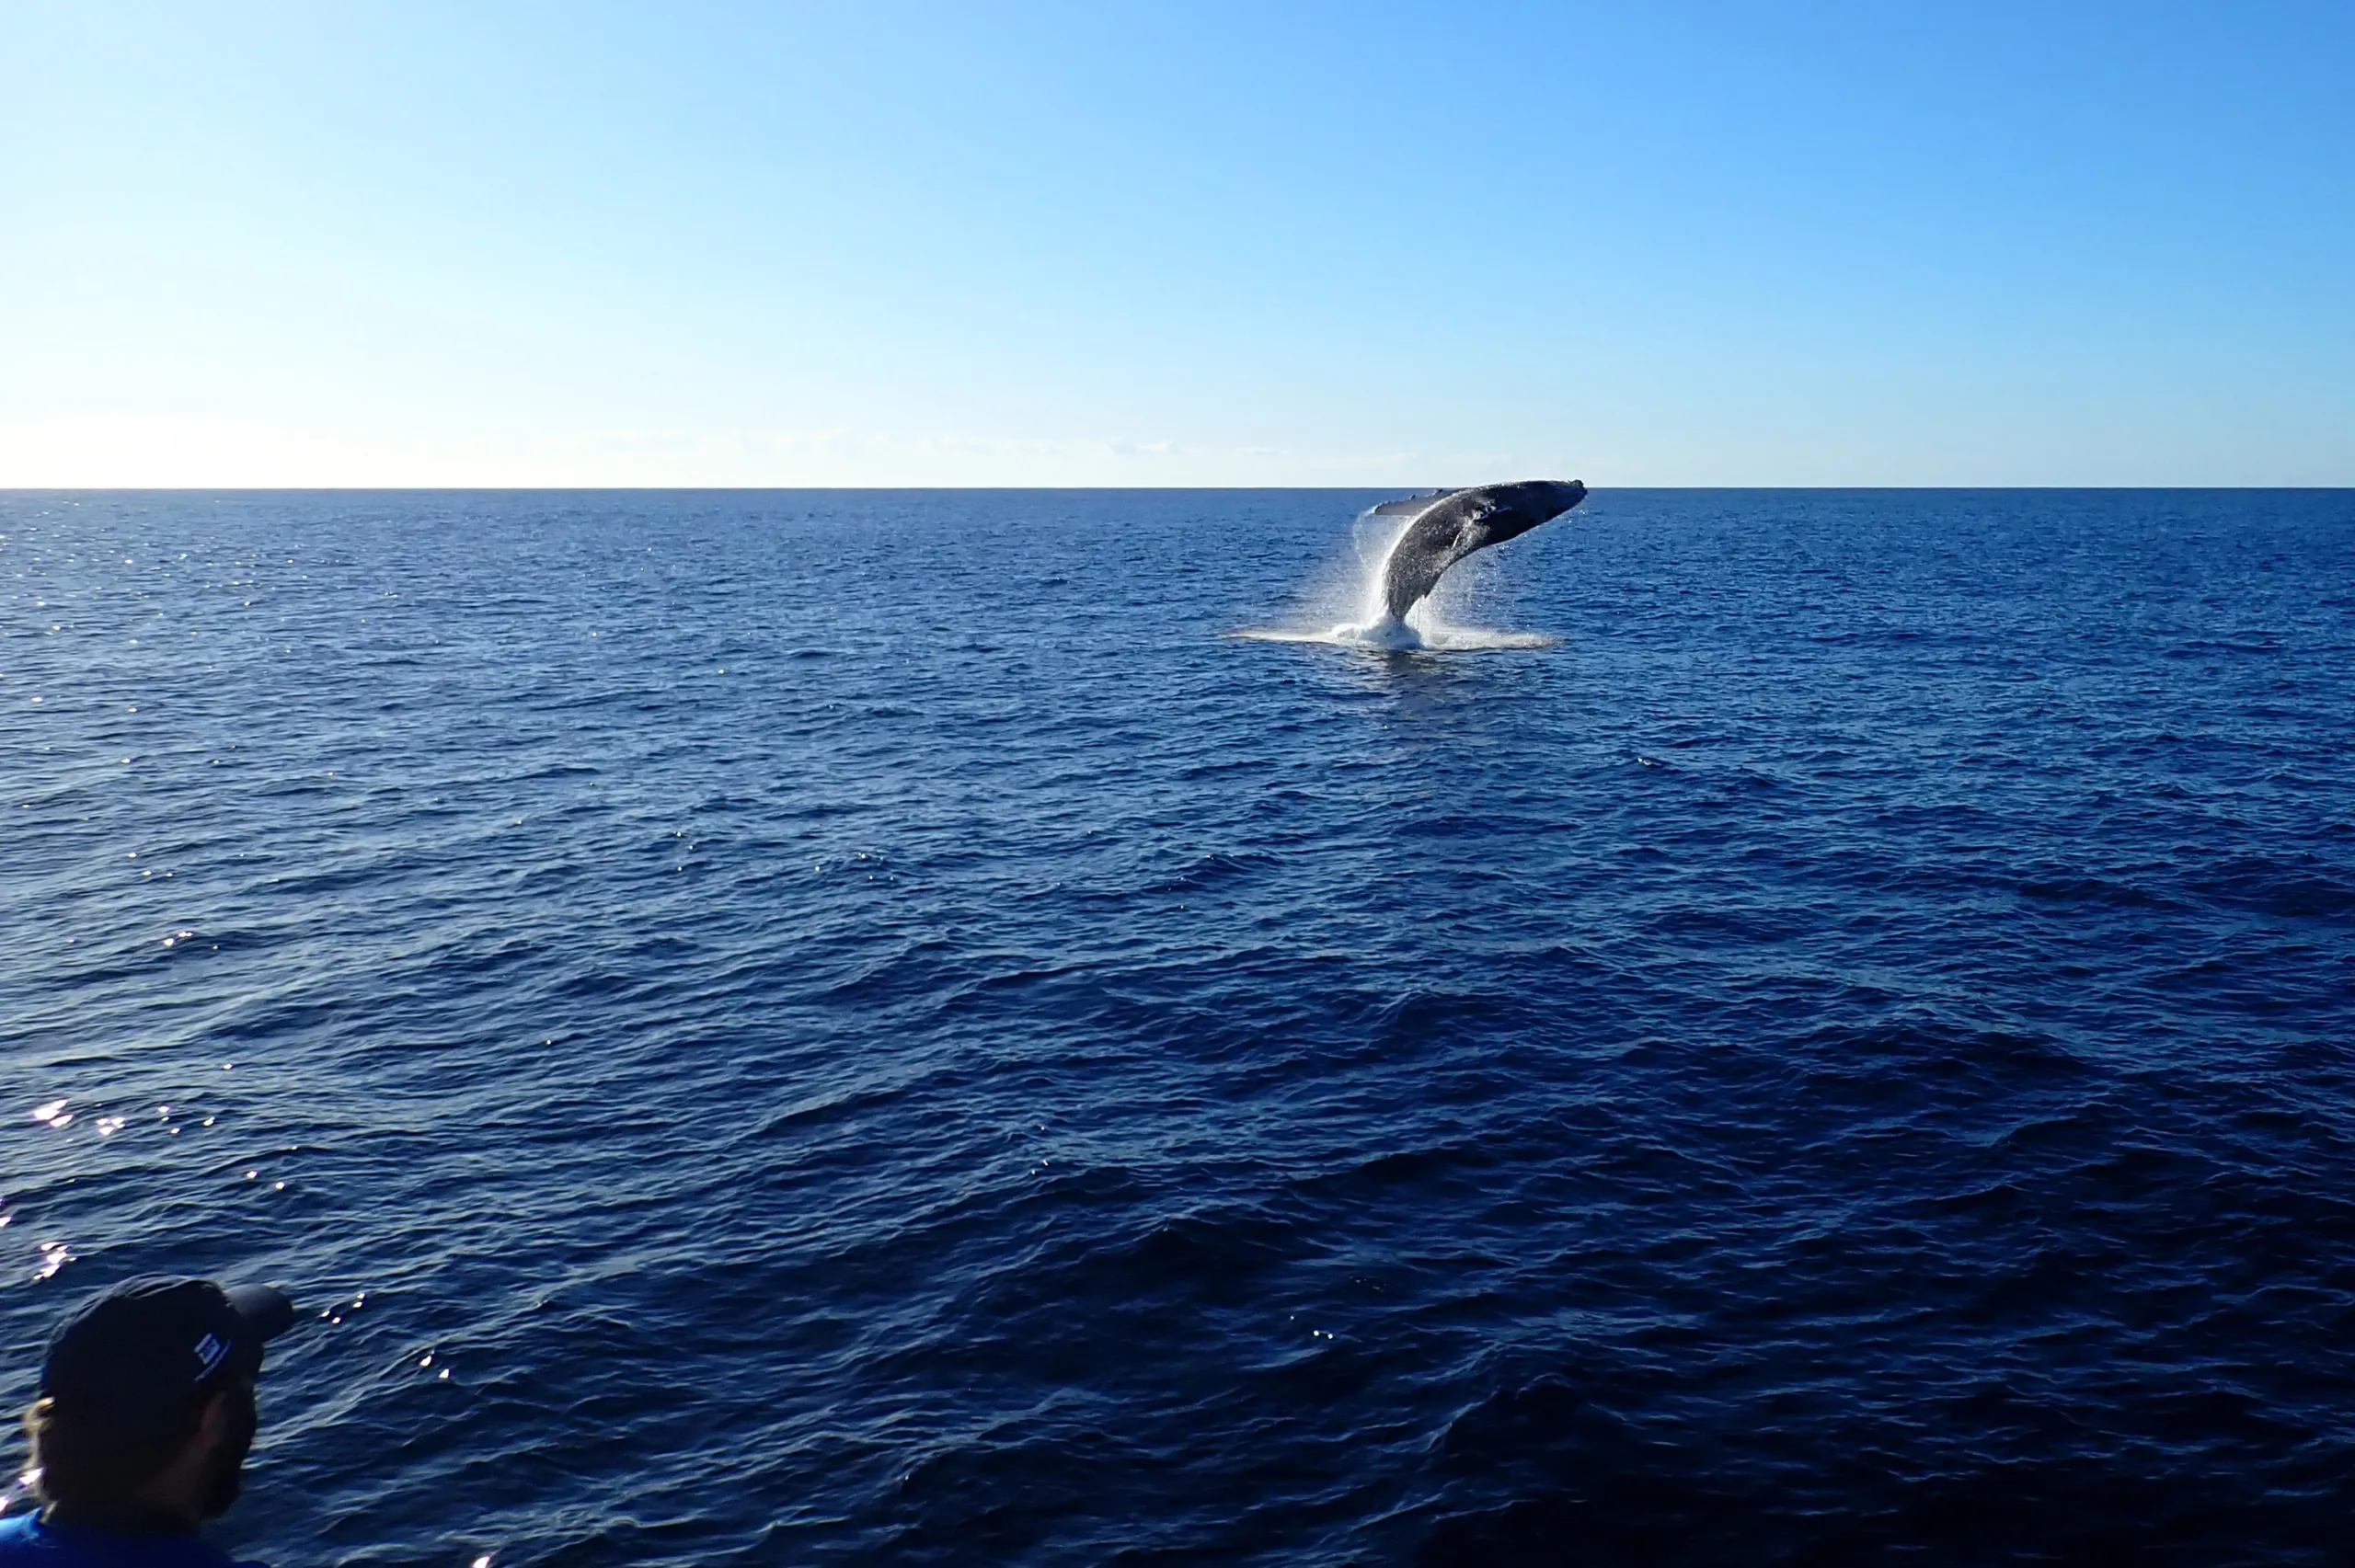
[21,1393,202,1508]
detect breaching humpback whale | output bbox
[1370,479,1587,624]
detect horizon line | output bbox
[6,484,2353,495]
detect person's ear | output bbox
[193,1386,236,1450]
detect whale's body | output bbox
[1370,479,1587,624]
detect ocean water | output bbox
[3,488,2352,1566]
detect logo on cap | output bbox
[193,1332,229,1379]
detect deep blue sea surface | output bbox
[4,489,2353,1565]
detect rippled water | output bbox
[4,489,2353,1565]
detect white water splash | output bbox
[1232,623,1556,650]
[1232,501,1555,650]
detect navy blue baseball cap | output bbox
[40,1277,296,1436]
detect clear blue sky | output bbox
[4,2,2349,486]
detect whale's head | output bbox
[1480,479,1588,544]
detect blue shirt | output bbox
[0,1514,262,1568]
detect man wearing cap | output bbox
[2,1277,295,1567]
